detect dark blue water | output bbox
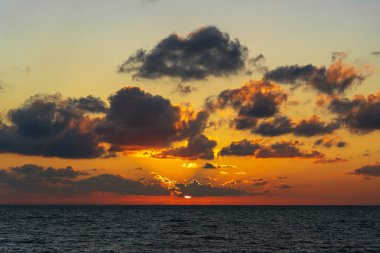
[0,206,379,252]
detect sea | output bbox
[0,205,379,252]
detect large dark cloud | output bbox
[264,56,366,95]
[0,87,212,159]
[252,115,339,137]
[96,87,208,149]
[119,26,248,81]
[328,92,380,133]
[154,134,216,160]
[0,164,250,199]
[0,94,107,158]
[0,164,170,197]
[220,139,323,159]
[351,164,380,177]
[175,180,248,197]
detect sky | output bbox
[0,0,380,204]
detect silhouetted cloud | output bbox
[220,139,323,159]
[176,180,248,197]
[0,164,170,197]
[203,162,236,169]
[314,157,349,164]
[0,94,107,158]
[154,134,216,160]
[220,139,262,156]
[96,87,208,149]
[68,96,107,113]
[292,116,339,137]
[119,26,248,81]
[252,116,293,136]
[328,92,380,133]
[252,115,339,137]
[175,83,197,95]
[273,184,292,189]
[372,51,380,56]
[314,136,347,148]
[351,164,380,177]
[207,80,287,129]
[254,141,323,159]
[264,55,366,95]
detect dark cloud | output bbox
[154,134,216,160]
[174,83,197,95]
[75,174,169,196]
[202,162,236,169]
[273,184,292,189]
[252,115,339,137]
[119,26,248,81]
[0,164,170,197]
[247,54,268,74]
[68,96,107,113]
[254,141,323,159]
[203,162,217,169]
[314,136,347,148]
[220,139,323,159]
[314,157,349,164]
[207,80,287,127]
[351,164,380,177]
[252,116,293,136]
[372,51,380,56]
[0,94,107,158]
[96,87,208,149]
[264,56,366,95]
[292,116,339,137]
[252,181,268,187]
[328,92,380,133]
[220,139,262,156]
[175,180,248,197]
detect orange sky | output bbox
[1,0,380,204]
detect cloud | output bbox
[220,139,262,156]
[0,164,170,197]
[251,115,339,137]
[174,83,197,95]
[292,116,339,137]
[175,180,249,197]
[207,80,288,128]
[0,94,108,158]
[0,87,212,158]
[314,136,347,148]
[96,87,208,149]
[314,157,349,164]
[252,180,268,187]
[328,92,380,133]
[252,116,293,136]
[264,54,366,95]
[247,54,268,74]
[220,139,323,159]
[372,51,380,56]
[154,134,216,160]
[254,141,323,159]
[119,26,248,81]
[351,164,380,177]
[273,184,292,189]
[203,162,236,169]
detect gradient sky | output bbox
[1,0,380,204]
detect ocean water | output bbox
[0,206,379,252]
